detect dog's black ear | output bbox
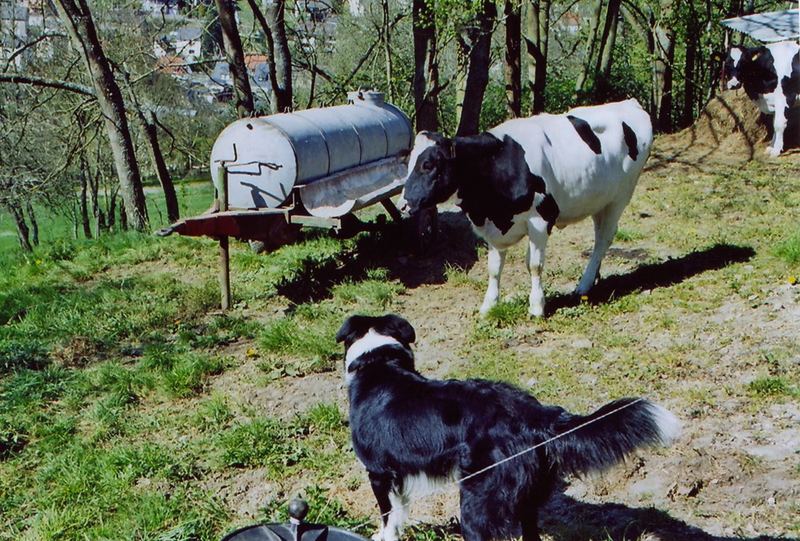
[379,314,416,347]
[336,316,357,344]
[336,315,372,346]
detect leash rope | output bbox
[351,397,645,533]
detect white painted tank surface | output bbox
[210,91,412,209]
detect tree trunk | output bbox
[108,191,117,230]
[80,171,92,239]
[574,0,604,100]
[247,0,292,113]
[53,0,149,231]
[87,161,105,232]
[5,203,33,252]
[120,204,128,231]
[504,0,521,118]
[412,0,439,131]
[682,4,699,128]
[455,37,469,132]
[654,22,675,132]
[117,71,180,222]
[215,0,255,117]
[143,112,179,222]
[456,0,497,136]
[120,69,180,223]
[382,0,394,102]
[25,201,39,246]
[621,4,655,115]
[593,0,621,102]
[525,0,550,114]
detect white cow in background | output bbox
[724,40,800,156]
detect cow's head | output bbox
[402,132,458,214]
[723,46,778,96]
[724,46,747,90]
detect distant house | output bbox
[168,25,202,63]
[209,55,272,104]
[294,0,332,23]
[210,61,232,86]
[245,54,270,87]
[559,11,581,34]
[141,0,179,17]
[156,54,191,76]
[0,4,29,68]
[153,36,170,58]
[348,0,364,16]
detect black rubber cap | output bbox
[288,499,309,522]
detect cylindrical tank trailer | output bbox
[159,91,422,310]
[210,91,412,212]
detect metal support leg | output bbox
[219,235,231,310]
[218,166,230,310]
[381,199,403,223]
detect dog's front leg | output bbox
[368,472,408,541]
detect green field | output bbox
[0,181,215,253]
[1,156,799,540]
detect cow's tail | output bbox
[547,398,680,477]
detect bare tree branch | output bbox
[2,33,67,72]
[0,73,96,97]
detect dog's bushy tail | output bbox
[548,398,680,476]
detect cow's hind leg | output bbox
[480,246,507,315]
[526,217,551,317]
[576,203,626,295]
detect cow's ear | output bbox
[751,46,768,62]
[712,50,724,62]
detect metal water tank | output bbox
[210,91,412,209]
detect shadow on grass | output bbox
[545,243,756,317]
[275,211,479,305]
[540,491,797,541]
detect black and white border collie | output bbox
[337,314,681,541]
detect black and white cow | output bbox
[402,99,652,317]
[724,40,800,156]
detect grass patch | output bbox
[444,263,481,289]
[0,339,50,374]
[162,354,232,398]
[177,314,261,349]
[218,418,309,471]
[615,227,643,242]
[259,308,340,375]
[194,393,235,431]
[747,376,798,398]
[217,403,348,479]
[774,230,800,265]
[483,297,528,327]
[332,268,404,309]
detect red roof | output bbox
[244,54,269,70]
[156,55,190,75]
